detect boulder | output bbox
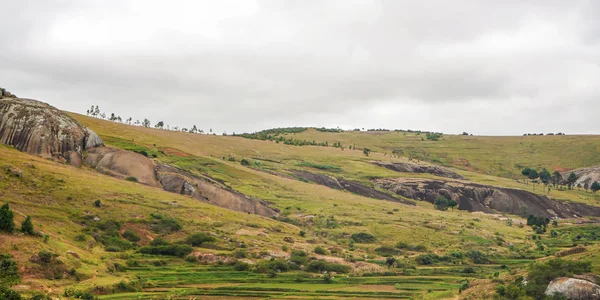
[84,147,160,187]
[545,277,600,299]
[0,97,103,165]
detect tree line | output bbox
[521,167,600,194]
[86,105,213,135]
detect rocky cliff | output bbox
[0,97,104,165]
[375,178,600,218]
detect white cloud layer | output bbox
[1,0,599,135]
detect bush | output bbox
[0,254,21,287]
[396,242,427,252]
[233,249,247,259]
[184,232,215,246]
[351,232,376,243]
[150,237,170,246]
[94,200,102,207]
[314,246,327,255]
[240,159,251,166]
[125,176,138,182]
[149,214,182,234]
[255,259,290,273]
[375,246,401,256]
[122,230,141,243]
[306,260,351,274]
[139,245,193,257]
[233,261,250,271]
[465,250,489,264]
[20,216,34,235]
[0,203,15,233]
[289,250,308,267]
[0,287,22,300]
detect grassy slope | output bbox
[0,113,598,299]
[282,129,600,177]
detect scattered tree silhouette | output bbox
[155,121,164,129]
[552,171,562,186]
[0,203,15,233]
[566,172,578,190]
[592,181,600,193]
[142,119,151,128]
[363,148,371,156]
[21,216,34,235]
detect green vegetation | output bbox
[20,216,34,235]
[1,113,599,299]
[0,203,15,233]
[494,259,591,299]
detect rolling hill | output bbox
[0,95,599,299]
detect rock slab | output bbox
[0,97,103,165]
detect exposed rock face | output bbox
[156,164,278,217]
[84,147,160,187]
[291,170,415,206]
[561,166,600,188]
[291,170,343,190]
[0,97,103,164]
[545,277,600,299]
[375,178,600,218]
[371,161,465,179]
[0,87,16,98]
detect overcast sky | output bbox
[1,0,599,135]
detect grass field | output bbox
[0,114,599,299]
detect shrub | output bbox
[314,246,327,255]
[255,259,290,273]
[0,254,21,287]
[233,261,250,271]
[395,242,427,252]
[150,237,170,246]
[351,232,376,243]
[0,287,22,300]
[290,250,308,267]
[139,245,193,257]
[233,249,247,259]
[94,200,102,207]
[306,260,351,274]
[184,232,215,246]
[240,159,251,166]
[125,176,138,182]
[465,250,489,264]
[462,265,475,273]
[122,230,141,243]
[20,216,34,235]
[0,203,15,233]
[149,214,182,234]
[375,246,401,256]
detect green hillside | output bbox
[0,114,598,299]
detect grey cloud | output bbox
[0,0,599,135]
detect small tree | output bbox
[0,203,15,233]
[448,199,458,211]
[21,216,34,235]
[385,256,397,268]
[434,196,450,211]
[551,171,562,186]
[155,121,164,129]
[142,118,151,128]
[363,148,371,156]
[591,181,600,193]
[567,172,578,189]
